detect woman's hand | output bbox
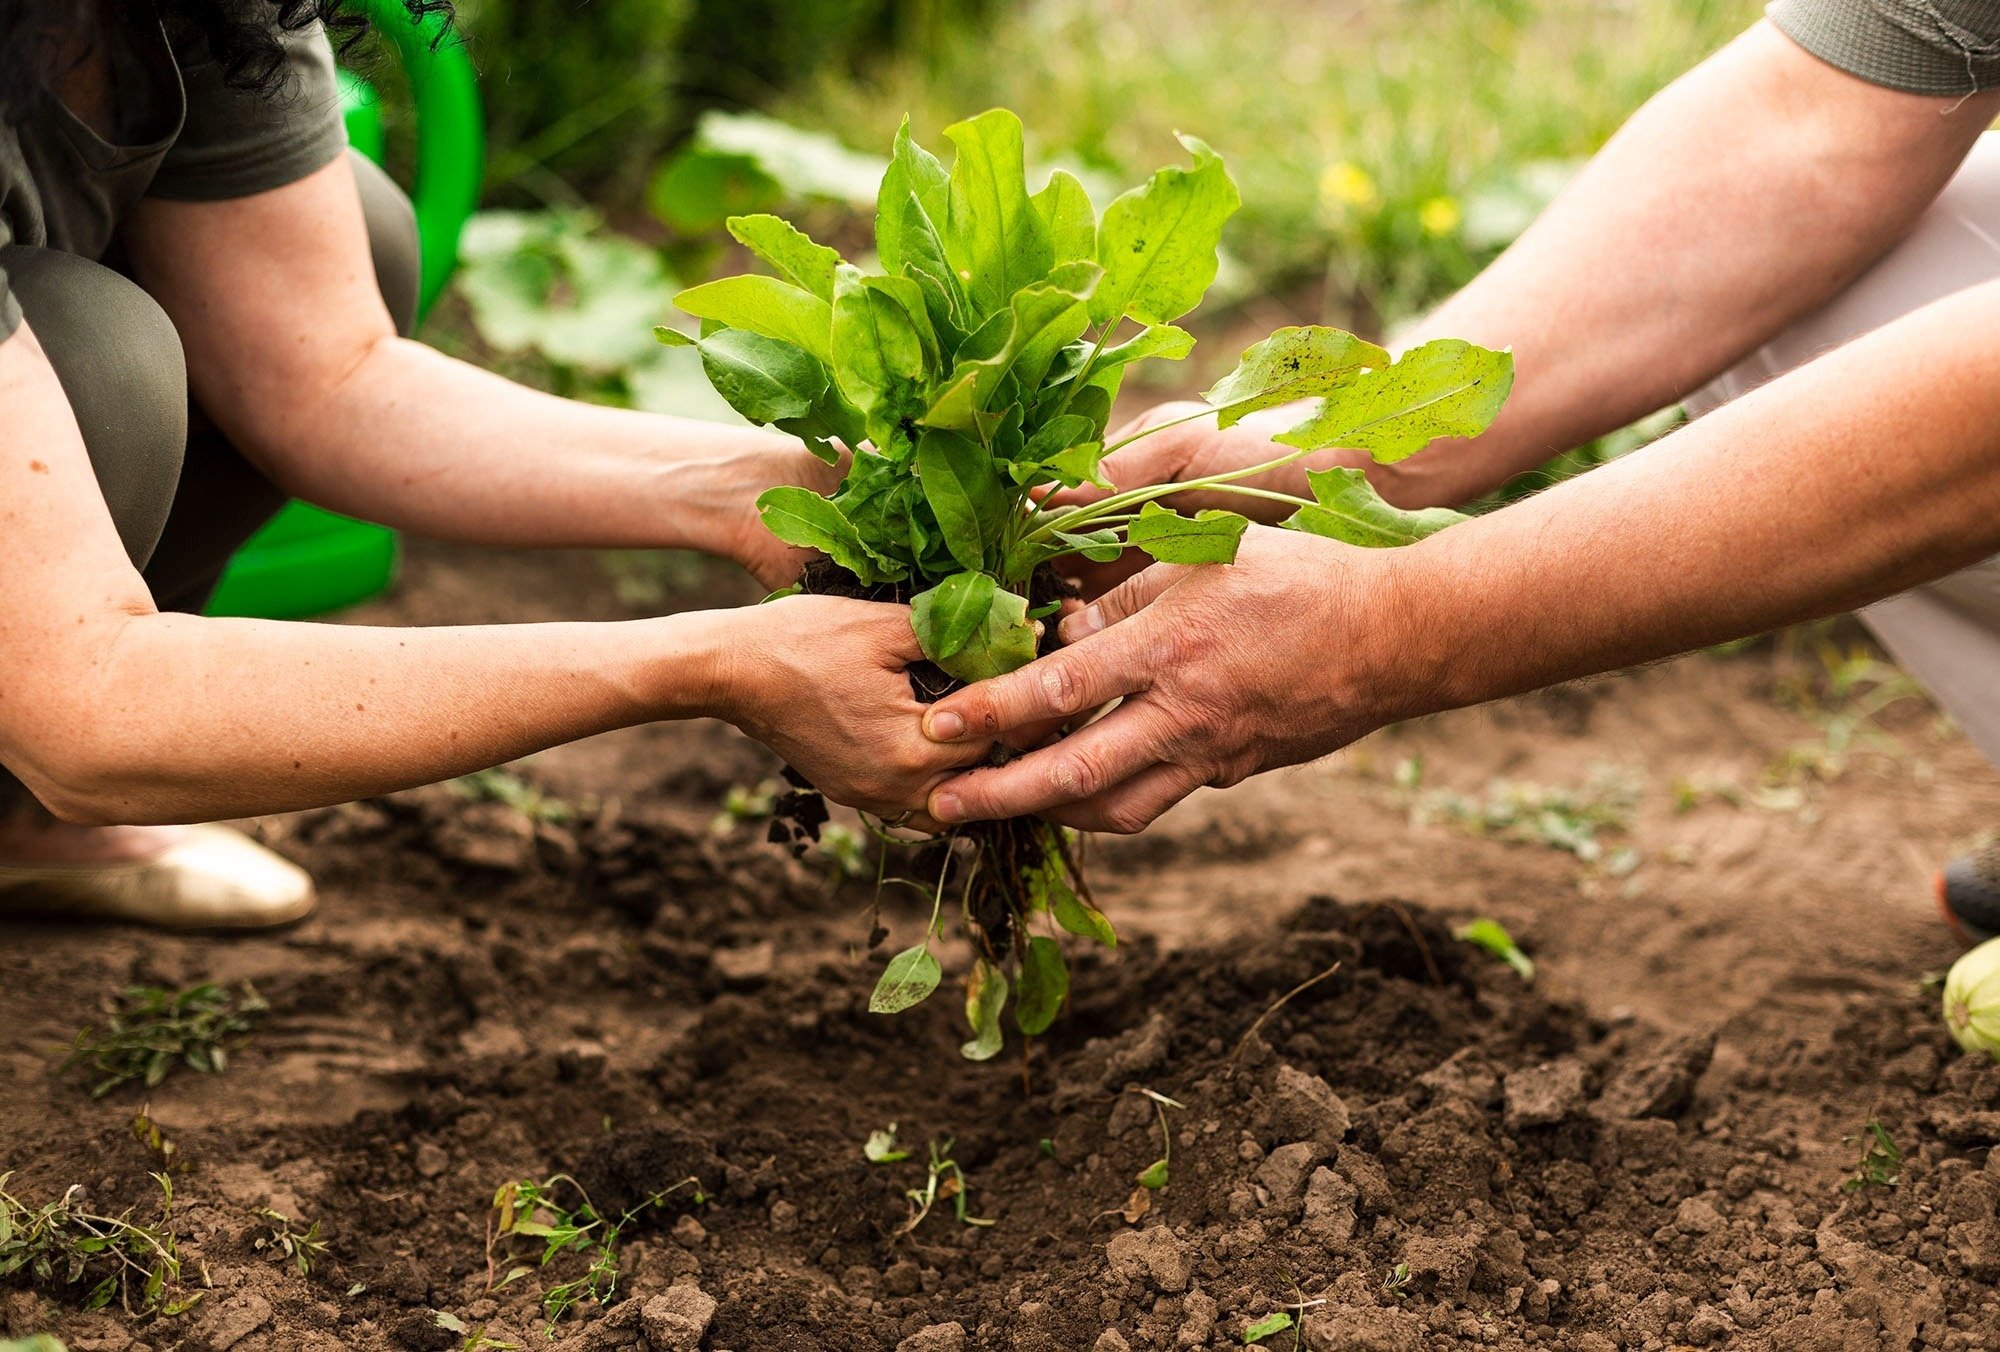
[709,595,991,816]
[715,443,846,592]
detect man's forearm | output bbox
[1384,280,2000,722]
[259,337,824,558]
[1379,21,2000,508]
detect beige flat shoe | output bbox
[0,824,316,930]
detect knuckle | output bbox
[1050,749,1105,800]
[1101,802,1154,835]
[1039,659,1089,717]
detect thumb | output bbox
[1057,562,1188,644]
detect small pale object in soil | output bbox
[1943,936,2000,1057]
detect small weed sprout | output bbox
[486,1174,701,1333]
[1455,918,1534,983]
[1842,1120,1902,1193]
[863,1123,909,1164]
[1397,760,1640,865]
[432,1310,520,1351]
[0,1337,70,1352]
[450,766,572,823]
[252,1207,329,1277]
[1384,1262,1413,1299]
[897,1139,992,1235]
[1133,1088,1185,1190]
[62,983,266,1098]
[1242,1311,1294,1344]
[0,1172,197,1318]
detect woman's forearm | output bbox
[1381,21,2000,508]
[1386,279,2000,720]
[24,609,731,825]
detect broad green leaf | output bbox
[911,571,999,663]
[1456,917,1536,982]
[1020,413,1095,463]
[1137,1158,1170,1189]
[757,486,895,584]
[1040,442,1110,490]
[1125,501,1249,565]
[1203,326,1390,429]
[922,273,1097,430]
[1283,467,1468,547]
[1035,169,1098,266]
[876,118,951,278]
[657,328,827,427]
[959,958,1009,1061]
[862,274,942,374]
[1014,936,1069,1035]
[725,214,841,302]
[932,586,1038,683]
[831,265,927,435]
[1050,883,1116,947]
[674,274,833,364]
[870,945,943,1014]
[943,109,1053,320]
[1052,527,1123,562]
[1277,339,1514,462]
[1079,324,1195,386]
[916,428,1007,572]
[1243,1312,1295,1344]
[1091,135,1240,327]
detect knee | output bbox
[3,248,187,569]
[349,150,421,337]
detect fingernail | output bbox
[1059,606,1104,643]
[931,791,962,823]
[926,710,966,742]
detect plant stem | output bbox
[1021,425,1326,543]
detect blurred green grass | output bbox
[778,0,1761,321]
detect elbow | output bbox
[4,730,172,827]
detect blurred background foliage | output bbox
[368,0,1759,484]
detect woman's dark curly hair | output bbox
[1,1,454,120]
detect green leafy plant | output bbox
[61,983,266,1098]
[252,1207,328,1278]
[486,1174,701,1333]
[664,108,1510,1057]
[1455,918,1534,983]
[1841,1120,1902,1193]
[0,1173,197,1318]
[449,765,573,824]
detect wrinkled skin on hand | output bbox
[919,526,1429,833]
[717,595,991,816]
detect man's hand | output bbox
[917,527,1421,833]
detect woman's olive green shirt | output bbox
[0,18,346,341]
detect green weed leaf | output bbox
[1136,1158,1170,1189]
[942,109,1053,320]
[960,959,1009,1061]
[668,328,828,427]
[832,265,929,438]
[725,214,842,302]
[756,487,896,584]
[1050,884,1117,947]
[1125,502,1249,565]
[1014,936,1070,1035]
[916,429,1007,572]
[930,586,1038,683]
[1091,134,1240,326]
[863,1124,909,1164]
[1284,467,1467,547]
[1034,169,1097,266]
[1455,918,1535,982]
[1203,326,1390,428]
[1243,1312,1295,1343]
[876,119,954,287]
[674,275,833,365]
[911,572,999,664]
[1278,339,1513,462]
[870,946,943,1014]
[1080,324,1195,388]
[923,271,1098,430]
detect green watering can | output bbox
[205,0,481,620]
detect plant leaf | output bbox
[1091,134,1240,327]
[1455,917,1535,982]
[1136,1158,1170,1189]
[863,1124,909,1164]
[1125,501,1249,565]
[1203,325,1390,429]
[923,271,1098,430]
[725,214,842,302]
[1277,339,1514,462]
[1014,936,1069,1035]
[932,586,1038,683]
[916,429,1007,573]
[910,571,999,664]
[831,265,928,440]
[1243,1312,1295,1344]
[876,118,952,280]
[959,958,1009,1061]
[681,329,828,426]
[942,109,1053,320]
[1035,169,1098,266]
[1049,882,1117,947]
[1283,467,1468,547]
[1080,323,1196,387]
[674,274,833,365]
[756,486,896,584]
[862,273,942,374]
[870,945,943,1014]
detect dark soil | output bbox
[2,543,1998,1351]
